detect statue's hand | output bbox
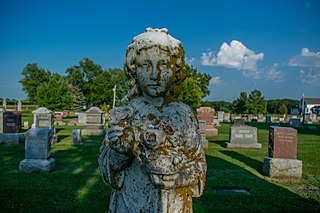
[108,121,133,154]
[150,173,179,189]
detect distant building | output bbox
[299,98,320,115]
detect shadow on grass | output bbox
[209,140,227,148]
[0,131,110,212]
[193,154,320,212]
[219,150,263,174]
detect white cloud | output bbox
[288,48,320,67]
[185,57,196,66]
[299,68,320,86]
[209,76,222,85]
[201,40,264,71]
[265,64,285,82]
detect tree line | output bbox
[203,91,299,115]
[19,58,211,111]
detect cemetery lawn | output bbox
[0,120,319,212]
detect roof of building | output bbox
[303,98,320,105]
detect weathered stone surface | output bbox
[72,129,83,145]
[217,111,224,122]
[269,126,297,159]
[99,28,206,212]
[223,113,231,122]
[77,112,86,124]
[25,128,52,159]
[18,100,22,111]
[198,120,208,148]
[32,107,54,129]
[263,157,302,178]
[82,107,105,136]
[19,158,55,173]
[0,133,25,143]
[265,115,272,123]
[226,125,262,149]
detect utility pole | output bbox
[301,92,305,123]
[112,85,116,108]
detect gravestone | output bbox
[32,107,54,129]
[223,113,231,123]
[265,115,272,123]
[289,118,301,127]
[72,129,83,145]
[18,100,22,111]
[251,118,258,123]
[217,111,224,122]
[196,107,218,136]
[0,111,24,143]
[32,107,57,143]
[81,107,105,136]
[198,120,208,148]
[263,126,302,178]
[258,114,264,122]
[226,125,262,149]
[77,112,86,125]
[3,111,21,133]
[233,118,245,126]
[23,121,29,129]
[2,99,6,110]
[54,112,65,126]
[19,128,55,172]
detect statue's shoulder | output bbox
[169,102,196,117]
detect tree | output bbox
[69,86,86,111]
[91,68,129,107]
[20,63,51,101]
[246,89,267,115]
[266,99,299,114]
[66,58,104,104]
[232,92,248,114]
[178,77,204,109]
[178,65,211,109]
[36,74,73,111]
[278,104,288,115]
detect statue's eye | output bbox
[142,63,151,69]
[159,63,167,70]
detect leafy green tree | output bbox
[246,89,267,115]
[36,74,73,111]
[178,77,204,109]
[266,99,299,114]
[232,92,248,114]
[20,63,51,101]
[91,68,129,106]
[278,104,288,115]
[178,65,211,109]
[66,58,104,104]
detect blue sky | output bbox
[0,0,319,102]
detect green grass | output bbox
[1,117,320,212]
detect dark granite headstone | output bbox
[3,111,21,133]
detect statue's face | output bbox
[136,47,173,97]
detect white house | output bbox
[300,98,320,115]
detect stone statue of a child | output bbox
[99,28,207,213]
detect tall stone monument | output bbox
[19,128,55,172]
[81,107,105,136]
[99,28,207,212]
[18,100,22,111]
[197,107,218,136]
[263,126,302,178]
[198,120,209,148]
